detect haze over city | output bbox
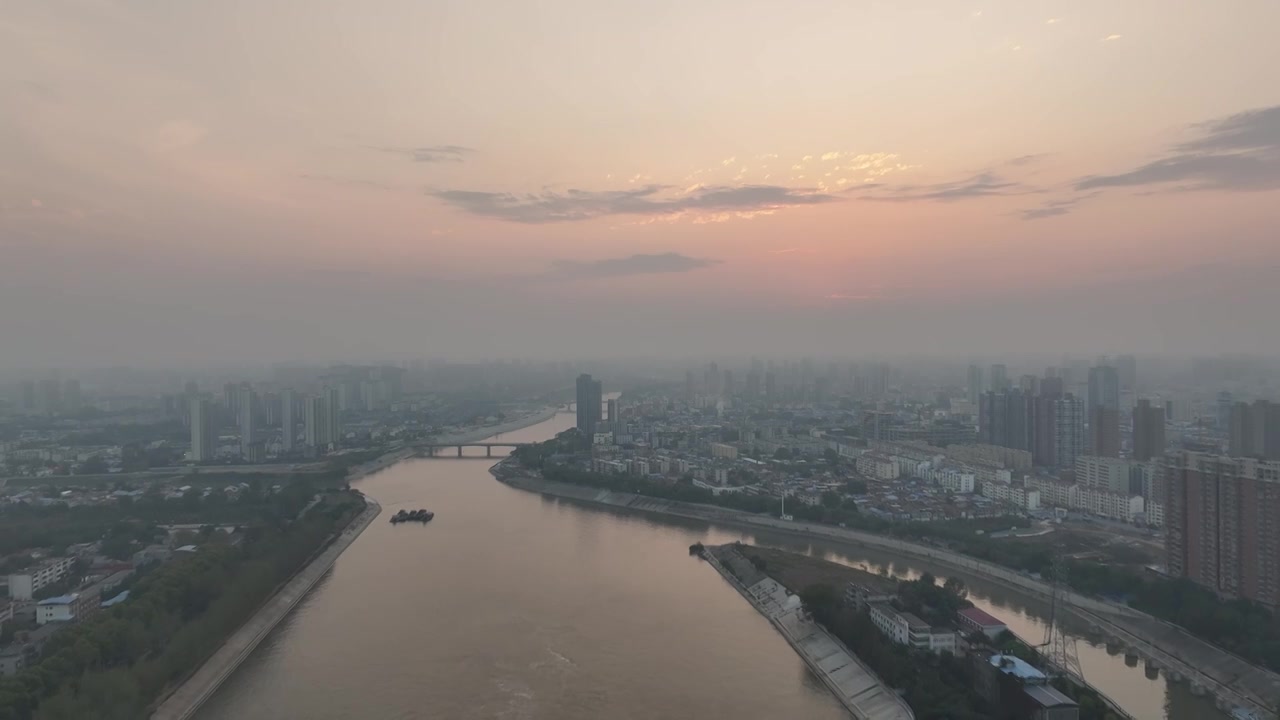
[4,0,1280,368]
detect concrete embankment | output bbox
[702,545,914,720]
[491,469,1278,716]
[150,496,382,720]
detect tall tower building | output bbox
[1163,451,1280,607]
[988,364,1008,393]
[1088,365,1121,416]
[1053,394,1085,469]
[684,370,696,403]
[238,386,258,460]
[607,398,620,434]
[1132,398,1166,462]
[326,386,342,446]
[1231,400,1280,460]
[978,389,1033,451]
[575,373,603,433]
[967,364,984,405]
[190,398,217,462]
[305,395,330,451]
[281,388,297,453]
[1089,406,1121,458]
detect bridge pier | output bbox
[457,446,463,457]
[1124,652,1138,667]
[487,446,492,457]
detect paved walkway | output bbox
[151,496,381,720]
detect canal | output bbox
[197,410,1224,720]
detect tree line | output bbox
[0,493,361,720]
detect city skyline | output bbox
[3,1,1280,366]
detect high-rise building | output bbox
[575,373,603,433]
[1053,394,1085,469]
[281,388,297,453]
[224,382,241,417]
[1132,398,1166,462]
[1088,365,1120,415]
[238,386,258,460]
[1089,406,1120,458]
[978,389,1033,452]
[967,364,984,405]
[607,398,620,434]
[304,395,331,450]
[765,371,777,403]
[745,370,761,400]
[988,364,1008,393]
[684,370,696,402]
[190,398,217,462]
[1163,451,1280,607]
[326,386,342,446]
[722,369,734,398]
[1231,400,1280,460]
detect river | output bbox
[196,411,1224,720]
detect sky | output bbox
[3,0,1279,367]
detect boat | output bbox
[390,508,434,524]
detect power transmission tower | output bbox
[1041,551,1085,681]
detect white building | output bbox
[855,453,897,480]
[868,603,957,653]
[980,482,1040,511]
[927,467,976,494]
[1075,487,1144,522]
[7,557,76,601]
[35,593,93,625]
[1075,455,1135,494]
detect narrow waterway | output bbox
[197,411,1225,720]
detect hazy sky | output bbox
[3,0,1279,367]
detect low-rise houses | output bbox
[868,602,957,654]
[980,481,1040,511]
[956,607,1008,639]
[35,592,96,625]
[6,556,76,600]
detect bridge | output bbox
[419,442,531,458]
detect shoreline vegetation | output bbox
[701,542,1126,720]
[506,430,1280,683]
[0,486,366,720]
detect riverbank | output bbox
[701,544,914,720]
[150,494,382,720]
[490,462,1276,717]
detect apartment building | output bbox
[1163,451,1280,607]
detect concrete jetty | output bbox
[150,495,382,720]
[702,544,914,720]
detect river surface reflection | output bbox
[198,411,1225,720]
